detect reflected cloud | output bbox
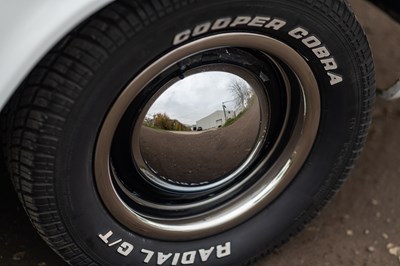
[147,71,251,126]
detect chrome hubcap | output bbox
[135,64,269,193]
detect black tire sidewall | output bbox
[57,1,365,265]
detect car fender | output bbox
[0,0,114,110]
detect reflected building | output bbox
[196,110,236,130]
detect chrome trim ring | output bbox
[95,33,320,240]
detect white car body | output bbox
[0,0,114,110]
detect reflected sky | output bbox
[147,72,249,125]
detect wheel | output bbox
[2,0,375,265]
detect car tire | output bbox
[2,0,375,265]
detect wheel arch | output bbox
[0,0,114,111]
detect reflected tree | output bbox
[229,79,252,110]
[144,113,191,131]
[223,80,255,128]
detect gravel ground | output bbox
[0,0,399,265]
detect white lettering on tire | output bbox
[216,242,231,258]
[117,242,134,257]
[181,251,196,265]
[98,230,134,257]
[173,16,286,45]
[199,247,215,262]
[286,26,343,85]
[172,16,343,86]
[98,230,232,264]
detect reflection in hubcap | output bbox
[138,70,267,188]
